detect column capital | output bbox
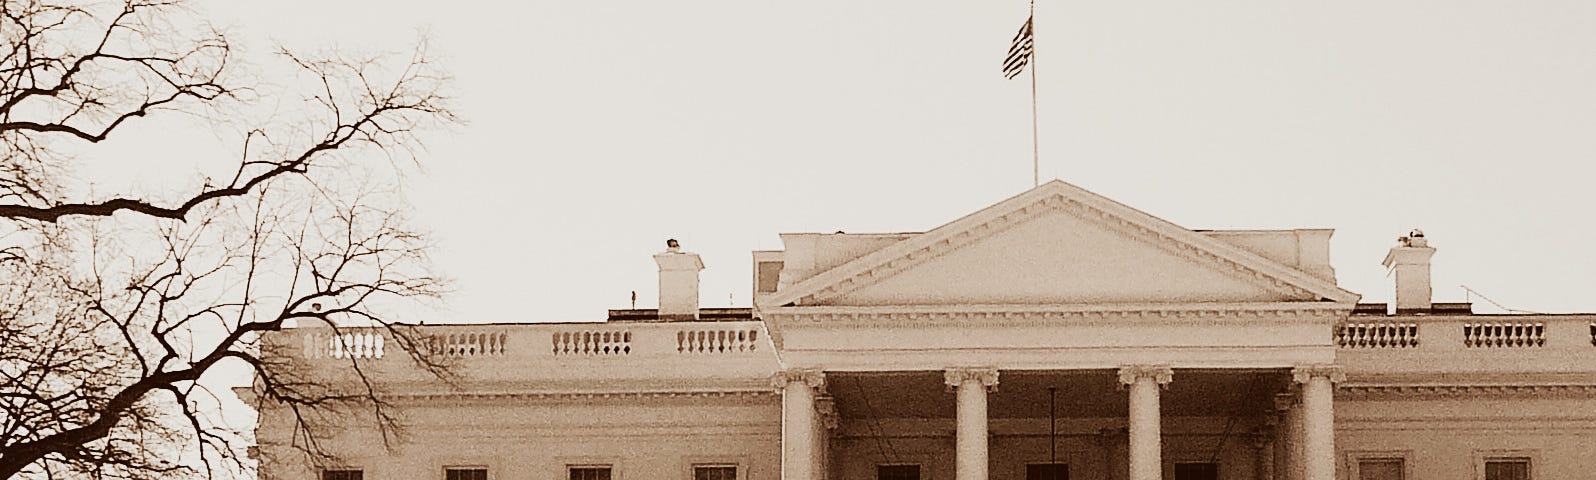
[1117,365,1174,389]
[816,394,841,431]
[1291,364,1347,385]
[944,367,1000,392]
[772,368,826,392]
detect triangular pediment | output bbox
[764,181,1359,307]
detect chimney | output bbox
[653,239,703,321]
[1382,229,1435,314]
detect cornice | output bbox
[764,183,1360,307]
[386,389,778,401]
[1338,384,1596,399]
[762,303,1352,328]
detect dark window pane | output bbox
[1027,463,1069,480]
[1359,459,1404,480]
[446,468,488,480]
[1486,460,1530,480]
[1174,463,1218,480]
[569,466,612,480]
[322,470,363,480]
[878,465,920,480]
[694,466,737,480]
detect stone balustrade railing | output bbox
[284,322,768,361]
[1336,321,1420,349]
[1335,316,1596,374]
[1336,317,1594,350]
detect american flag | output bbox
[1003,16,1034,79]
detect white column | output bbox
[1118,366,1173,480]
[774,369,825,480]
[945,368,999,480]
[1292,365,1345,480]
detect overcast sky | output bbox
[107,1,1596,321]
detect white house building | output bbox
[249,180,1596,480]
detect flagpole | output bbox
[1029,0,1039,187]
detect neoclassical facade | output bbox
[249,181,1596,480]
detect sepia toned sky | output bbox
[102,1,1596,321]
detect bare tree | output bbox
[0,0,458,478]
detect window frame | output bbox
[442,465,491,480]
[1345,450,1413,480]
[689,463,740,480]
[680,455,747,480]
[556,455,622,480]
[321,468,364,480]
[566,464,617,480]
[1474,450,1537,480]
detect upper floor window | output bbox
[569,466,612,480]
[878,464,920,480]
[446,467,488,480]
[693,465,737,480]
[323,470,363,480]
[1485,458,1531,480]
[1357,458,1405,480]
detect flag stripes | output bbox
[1003,16,1034,79]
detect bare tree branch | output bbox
[0,0,459,478]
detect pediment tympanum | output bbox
[764,181,1358,308]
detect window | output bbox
[446,468,487,480]
[1485,459,1531,480]
[877,464,920,480]
[1026,463,1068,480]
[1358,459,1405,480]
[569,466,612,480]
[693,465,737,480]
[1174,463,1218,480]
[322,470,363,480]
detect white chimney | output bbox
[1381,229,1435,313]
[653,239,703,321]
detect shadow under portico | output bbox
[823,369,1292,480]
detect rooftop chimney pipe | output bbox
[654,239,703,321]
[1382,229,1435,314]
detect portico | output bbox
[756,181,1360,480]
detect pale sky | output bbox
[97,1,1596,321]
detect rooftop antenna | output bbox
[1459,285,1541,314]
